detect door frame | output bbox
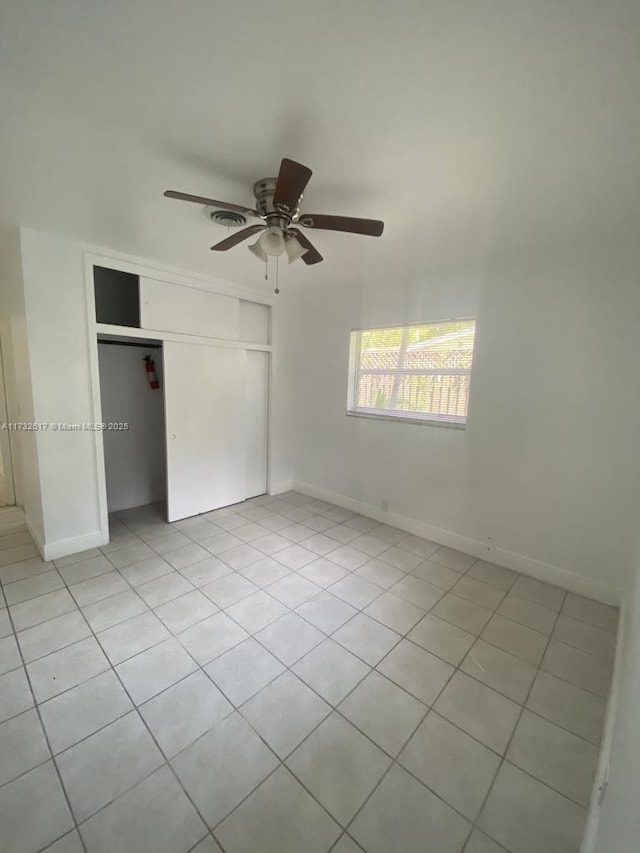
[0,339,16,506]
[83,249,274,543]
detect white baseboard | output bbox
[41,530,108,562]
[26,509,106,562]
[292,480,622,606]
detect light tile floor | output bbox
[0,492,618,853]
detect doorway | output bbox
[97,336,166,514]
[96,334,269,525]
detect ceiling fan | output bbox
[164,158,384,266]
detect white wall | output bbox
[98,343,166,513]
[0,227,44,536]
[589,561,640,852]
[288,224,640,603]
[18,229,103,554]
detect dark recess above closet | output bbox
[94,265,140,327]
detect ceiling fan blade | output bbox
[289,228,323,265]
[211,225,264,251]
[164,190,260,218]
[298,213,384,237]
[272,159,313,214]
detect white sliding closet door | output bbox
[245,351,269,498]
[164,342,246,521]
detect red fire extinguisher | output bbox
[143,355,160,390]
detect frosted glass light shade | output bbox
[259,226,285,256]
[285,235,307,263]
[248,239,268,262]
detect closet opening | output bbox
[97,334,166,517]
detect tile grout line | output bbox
[1,587,91,853]
[173,511,615,699]
[35,553,230,853]
[3,517,609,768]
[291,666,462,835]
[112,496,617,644]
[185,542,491,842]
[143,510,445,841]
[305,580,518,846]
[1,560,608,734]
[48,494,369,847]
[3,514,233,848]
[0,563,543,806]
[99,514,618,642]
[231,531,598,847]
[463,587,572,851]
[161,498,389,845]
[14,536,607,696]
[3,574,601,784]
[1,495,615,853]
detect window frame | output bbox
[346,317,476,429]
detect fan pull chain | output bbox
[274,256,280,294]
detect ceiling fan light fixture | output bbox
[284,235,307,264]
[259,226,286,257]
[248,239,268,262]
[166,157,385,268]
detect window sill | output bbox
[346,411,466,430]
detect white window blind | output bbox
[347,319,476,426]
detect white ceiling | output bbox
[1,0,639,291]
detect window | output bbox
[347,319,476,426]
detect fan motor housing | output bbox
[253,177,301,223]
